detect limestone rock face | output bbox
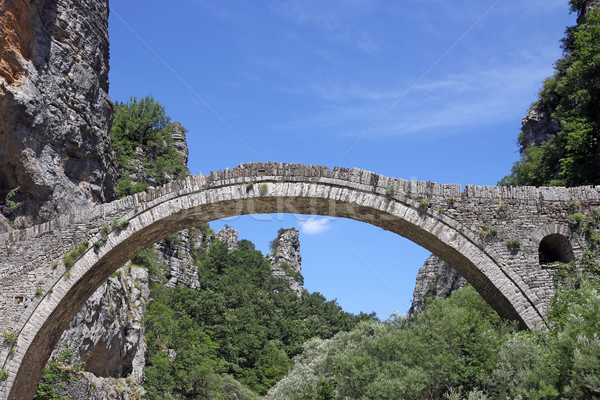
[216,227,239,251]
[520,103,560,149]
[268,228,304,296]
[267,228,302,273]
[0,0,117,230]
[54,264,149,382]
[158,228,207,290]
[410,254,466,314]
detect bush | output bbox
[569,213,585,229]
[507,237,521,250]
[385,185,395,197]
[3,330,19,346]
[112,218,129,232]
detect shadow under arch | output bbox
[4,179,544,399]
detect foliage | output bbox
[500,8,600,186]
[569,212,585,229]
[385,185,395,197]
[2,330,18,346]
[506,236,521,250]
[135,237,372,398]
[34,347,84,400]
[267,276,600,400]
[112,218,129,232]
[4,186,20,212]
[110,95,188,198]
[0,370,7,381]
[266,286,516,400]
[419,199,431,209]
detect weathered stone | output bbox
[216,227,238,252]
[0,0,117,230]
[267,228,304,297]
[410,255,467,314]
[267,228,302,273]
[53,264,149,382]
[1,163,600,399]
[520,103,559,149]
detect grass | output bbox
[259,184,268,194]
[247,181,254,191]
[0,369,8,380]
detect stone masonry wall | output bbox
[1,162,600,336]
[2,162,600,398]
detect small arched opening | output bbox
[539,234,574,265]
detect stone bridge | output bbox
[1,162,599,399]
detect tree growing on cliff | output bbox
[110,95,188,198]
[500,5,600,187]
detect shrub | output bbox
[479,224,498,238]
[0,370,8,381]
[112,218,129,232]
[385,185,395,197]
[76,240,88,254]
[247,181,254,191]
[259,184,268,194]
[498,201,506,211]
[3,330,19,346]
[419,199,431,209]
[94,236,107,250]
[507,237,521,250]
[569,213,585,229]
[63,253,75,268]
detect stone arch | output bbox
[2,176,546,399]
[532,223,575,265]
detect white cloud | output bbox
[299,217,333,234]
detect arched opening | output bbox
[539,234,574,265]
[3,178,543,399]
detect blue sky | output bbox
[108,0,577,319]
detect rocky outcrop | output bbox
[0,0,117,230]
[268,228,304,296]
[520,103,560,150]
[577,0,600,24]
[54,263,149,386]
[216,226,239,251]
[267,228,302,273]
[410,255,466,314]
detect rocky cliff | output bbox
[0,0,117,230]
[267,228,304,297]
[410,255,466,314]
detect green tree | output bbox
[110,95,188,198]
[501,7,600,187]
